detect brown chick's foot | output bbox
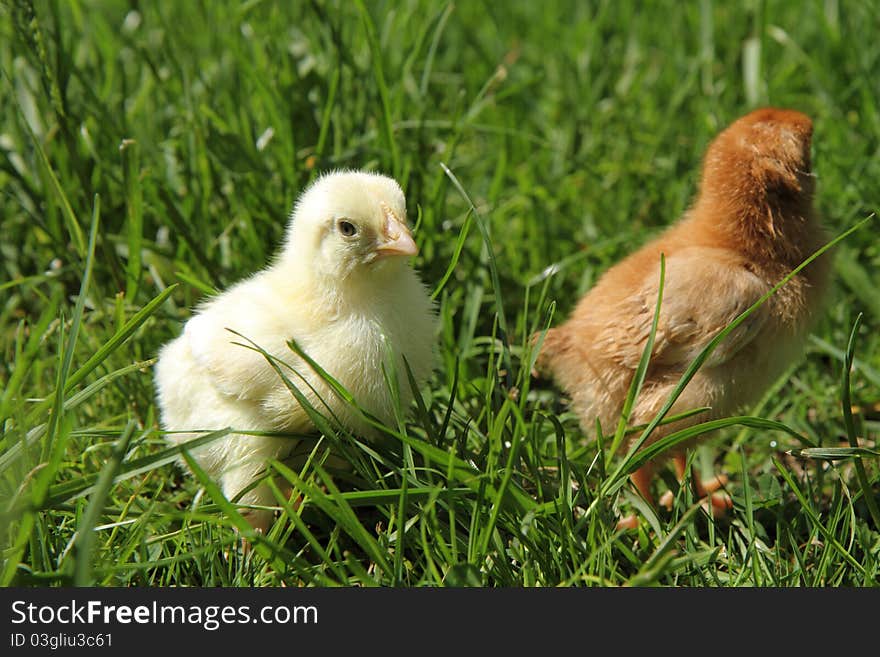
[616,514,641,531]
[675,452,730,507]
[621,457,732,528]
[657,489,674,510]
[673,453,731,513]
[690,472,729,497]
[614,464,656,530]
[704,492,733,517]
[658,454,732,515]
[658,489,732,516]
[630,462,657,507]
[657,474,729,509]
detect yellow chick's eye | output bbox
[338,220,358,237]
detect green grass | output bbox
[1,0,879,587]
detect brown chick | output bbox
[535,107,830,526]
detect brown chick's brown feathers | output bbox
[536,108,830,522]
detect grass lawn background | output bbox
[1,0,878,586]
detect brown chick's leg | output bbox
[615,514,641,531]
[658,452,732,515]
[631,462,657,506]
[615,462,656,531]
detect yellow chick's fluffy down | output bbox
[155,170,437,532]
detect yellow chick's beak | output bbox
[375,216,418,258]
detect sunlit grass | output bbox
[1,0,878,586]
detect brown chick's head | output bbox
[696,107,817,264]
[282,170,418,281]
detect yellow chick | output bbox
[535,108,830,525]
[155,170,437,532]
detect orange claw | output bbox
[619,452,732,528]
[616,514,642,531]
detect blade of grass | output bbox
[605,215,873,495]
[607,254,665,465]
[73,419,137,586]
[0,287,61,425]
[0,360,155,474]
[772,457,865,574]
[264,476,347,584]
[307,65,339,183]
[840,313,880,528]
[173,270,218,297]
[419,2,454,96]
[431,208,473,300]
[62,284,177,394]
[273,459,392,580]
[1,194,99,585]
[626,502,701,586]
[121,139,143,303]
[1,285,178,469]
[441,162,513,387]
[541,414,813,518]
[789,446,880,460]
[740,445,762,586]
[179,450,292,575]
[39,194,100,475]
[39,428,235,509]
[354,0,399,173]
[809,335,880,388]
[4,67,85,256]
[475,399,526,560]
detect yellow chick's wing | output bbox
[184,271,307,404]
[601,248,771,371]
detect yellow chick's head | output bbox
[281,170,418,282]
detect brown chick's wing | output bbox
[596,249,770,371]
